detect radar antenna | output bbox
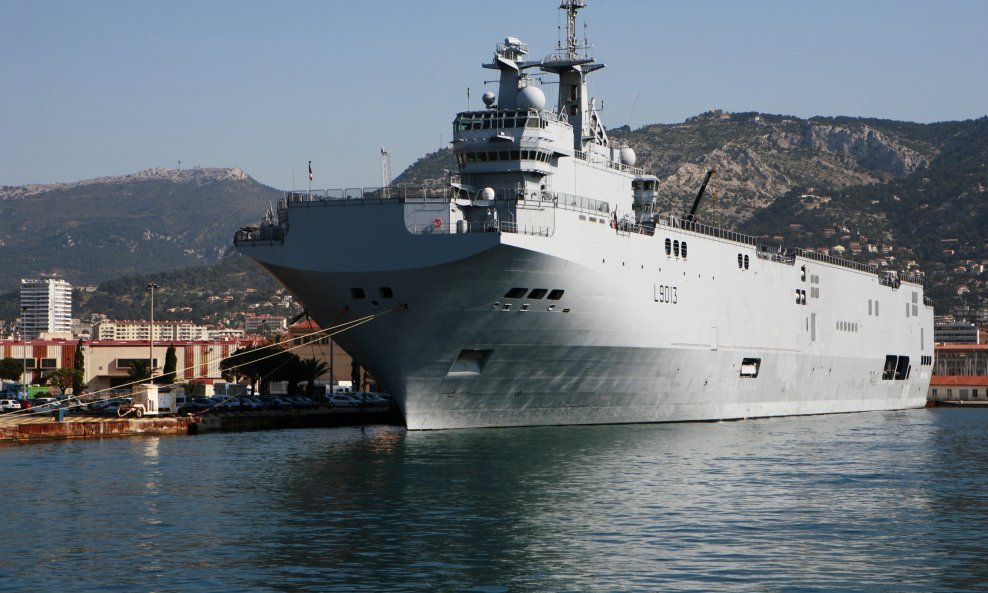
[380,147,392,199]
[560,0,586,60]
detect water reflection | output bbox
[4,411,988,592]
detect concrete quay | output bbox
[0,407,403,442]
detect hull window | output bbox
[740,358,761,378]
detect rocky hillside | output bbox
[0,167,281,293]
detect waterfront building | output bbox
[929,375,988,401]
[934,321,982,344]
[92,319,208,341]
[929,343,988,401]
[933,343,988,377]
[0,338,254,393]
[19,277,72,339]
[244,314,287,335]
[285,320,356,387]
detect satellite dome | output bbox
[482,91,496,108]
[517,86,546,111]
[620,146,637,167]
[480,187,495,201]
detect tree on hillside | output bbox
[0,358,23,382]
[159,344,177,385]
[72,338,86,394]
[47,368,83,395]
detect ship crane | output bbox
[686,169,716,222]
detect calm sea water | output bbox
[2,409,987,592]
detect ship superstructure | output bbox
[235,1,934,429]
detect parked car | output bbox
[240,396,265,410]
[0,399,22,412]
[30,398,61,414]
[328,394,360,408]
[358,392,390,406]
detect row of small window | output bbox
[454,111,548,131]
[351,287,394,299]
[664,238,688,258]
[504,287,565,300]
[795,289,807,305]
[21,358,58,369]
[738,254,750,269]
[292,337,332,346]
[920,355,932,366]
[836,320,859,332]
[494,302,570,313]
[456,150,552,166]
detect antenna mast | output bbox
[380,147,392,199]
[560,0,586,59]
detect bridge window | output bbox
[379,287,394,299]
[673,240,680,257]
[547,289,565,300]
[666,238,672,256]
[527,288,548,299]
[351,288,365,299]
[504,287,527,299]
[681,242,688,259]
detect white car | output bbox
[0,399,22,412]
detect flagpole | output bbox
[307,160,312,198]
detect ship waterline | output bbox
[236,1,932,429]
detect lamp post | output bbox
[147,282,159,380]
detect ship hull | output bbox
[241,203,932,429]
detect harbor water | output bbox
[2,409,988,592]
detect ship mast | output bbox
[561,0,586,60]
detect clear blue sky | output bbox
[2,0,986,190]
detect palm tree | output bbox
[127,360,151,382]
[299,358,329,395]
